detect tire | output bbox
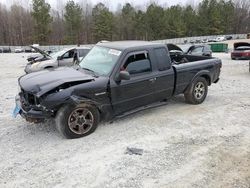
[184,77,208,105]
[55,103,100,139]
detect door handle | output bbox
[149,78,156,82]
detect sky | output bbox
[0,0,202,10]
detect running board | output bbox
[115,101,168,119]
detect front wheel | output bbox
[184,77,208,104]
[55,103,100,139]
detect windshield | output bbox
[236,46,250,51]
[79,46,121,76]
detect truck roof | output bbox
[97,40,164,51]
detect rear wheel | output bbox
[55,103,100,139]
[184,77,208,104]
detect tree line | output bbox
[0,0,249,46]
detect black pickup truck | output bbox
[13,41,221,138]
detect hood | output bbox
[27,54,43,63]
[30,45,51,59]
[174,44,193,54]
[234,42,250,50]
[166,43,183,52]
[35,58,56,65]
[19,67,94,97]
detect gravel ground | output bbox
[0,51,249,188]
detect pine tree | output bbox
[64,0,83,45]
[31,0,52,44]
[166,5,186,38]
[146,3,166,40]
[92,3,113,42]
[121,3,136,40]
[183,5,197,37]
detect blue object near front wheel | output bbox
[12,104,21,118]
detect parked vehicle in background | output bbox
[14,48,24,53]
[208,38,217,42]
[14,41,222,138]
[208,37,226,42]
[231,42,250,60]
[215,37,226,42]
[195,39,202,43]
[24,47,33,53]
[190,39,196,43]
[225,35,233,40]
[2,47,11,53]
[25,46,91,73]
[202,39,208,43]
[186,44,212,57]
[174,44,212,57]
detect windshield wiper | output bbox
[82,67,95,73]
[82,67,99,77]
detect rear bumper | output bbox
[232,56,250,60]
[16,95,52,121]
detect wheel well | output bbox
[201,75,211,85]
[44,66,53,69]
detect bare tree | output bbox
[0,3,11,45]
[233,0,250,33]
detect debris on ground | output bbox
[125,147,144,155]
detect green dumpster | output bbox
[209,43,228,52]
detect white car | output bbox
[215,37,226,42]
[14,48,24,53]
[25,46,91,73]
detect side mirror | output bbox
[117,71,130,81]
[57,56,62,60]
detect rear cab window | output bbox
[154,48,171,71]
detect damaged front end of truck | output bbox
[13,66,105,123]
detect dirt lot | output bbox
[0,51,249,188]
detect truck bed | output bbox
[171,54,221,95]
[170,54,213,64]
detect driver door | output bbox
[58,49,76,66]
[110,51,157,115]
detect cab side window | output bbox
[123,52,151,75]
[78,49,89,57]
